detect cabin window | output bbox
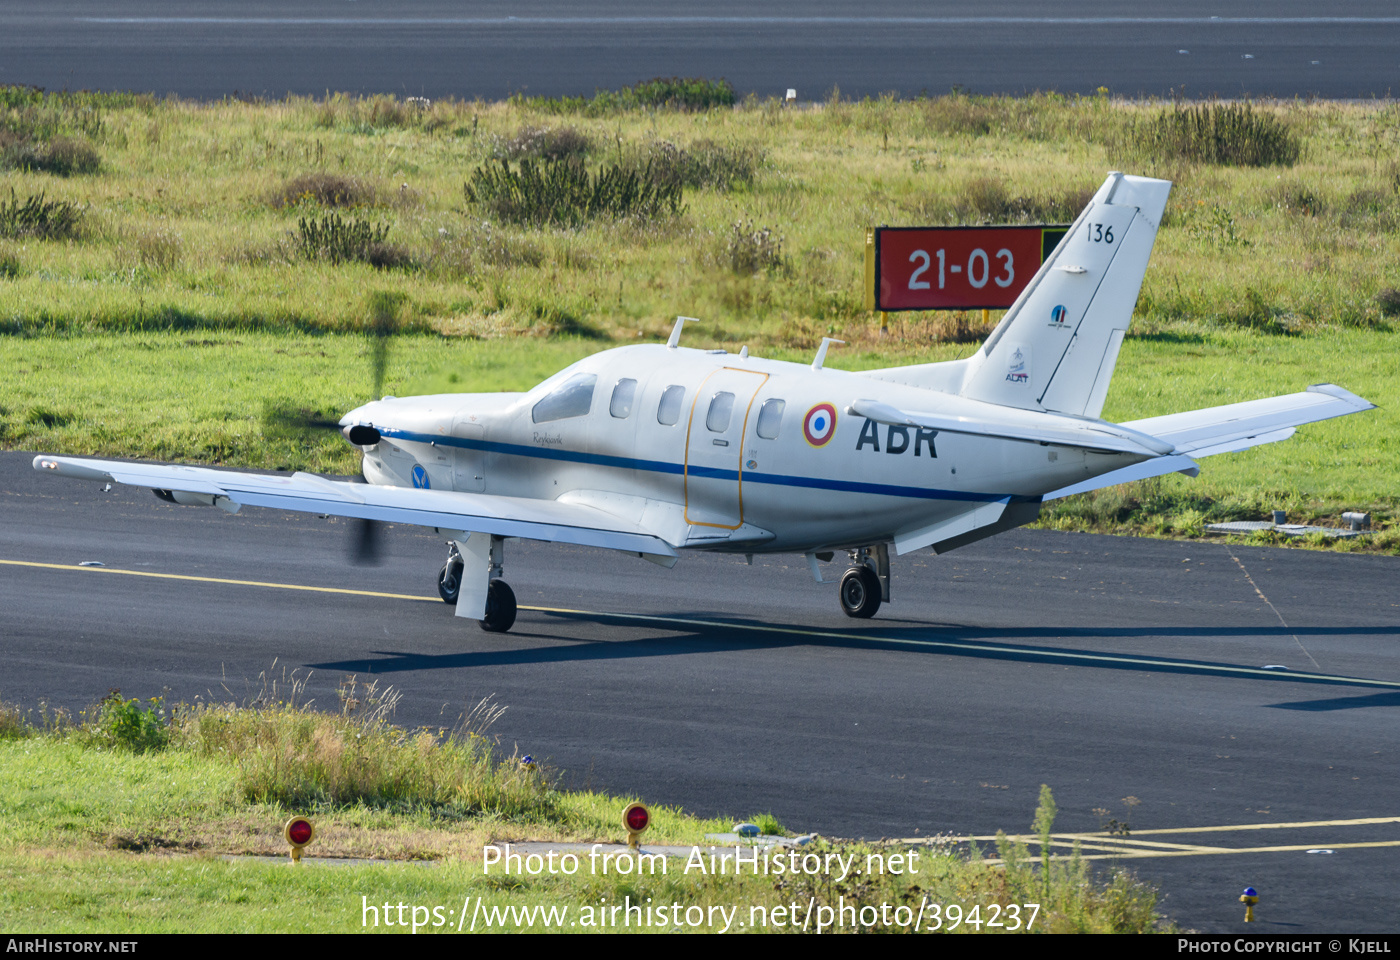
[610,378,637,419]
[657,385,685,425]
[755,398,785,439]
[531,373,597,423]
[706,392,735,433]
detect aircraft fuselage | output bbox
[348,343,1143,554]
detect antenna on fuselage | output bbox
[667,316,699,348]
[812,337,845,371]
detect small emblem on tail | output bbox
[1050,304,1068,326]
[1005,346,1030,384]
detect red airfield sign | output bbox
[871,225,1068,311]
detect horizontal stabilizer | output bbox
[1042,384,1375,501]
[33,455,677,557]
[1123,384,1375,455]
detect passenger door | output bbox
[684,368,768,528]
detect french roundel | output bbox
[803,403,838,447]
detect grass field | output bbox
[0,690,1167,934]
[3,86,1397,546]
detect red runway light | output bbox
[624,804,649,832]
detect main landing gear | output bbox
[837,544,891,619]
[438,538,517,633]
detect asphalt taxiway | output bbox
[2,451,1398,931]
[5,0,1400,101]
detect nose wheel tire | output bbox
[839,566,882,619]
[480,579,517,633]
[438,559,463,604]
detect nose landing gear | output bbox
[438,545,463,604]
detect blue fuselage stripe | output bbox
[383,428,1020,504]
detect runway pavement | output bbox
[4,1,1400,101]
[2,450,1398,932]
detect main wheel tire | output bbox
[480,579,517,633]
[437,559,463,604]
[839,565,882,619]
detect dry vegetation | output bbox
[2,86,1399,341]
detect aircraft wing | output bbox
[32,455,678,557]
[1042,384,1375,500]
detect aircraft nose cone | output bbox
[339,403,371,428]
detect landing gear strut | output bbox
[438,536,517,633]
[838,544,890,619]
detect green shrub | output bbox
[1133,103,1300,167]
[624,76,736,110]
[0,189,83,240]
[94,691,169,753]
[464,157,683,227]
[514,77,736,115]
[296,212,409,268]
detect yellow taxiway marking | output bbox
[7,558,1400,689]
[982,840,1400,864]
[1049,836,1230,852]
[1107,815,1400,835]
[0,558,437,603]
[893,815,1400,862]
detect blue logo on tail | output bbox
[1050,304,1068,325]
[411,464,430,489]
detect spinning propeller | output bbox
[258,296,399,566]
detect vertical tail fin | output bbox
[960,172,1171,417]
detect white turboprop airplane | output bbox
[35,172,1375,632]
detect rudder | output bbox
[960,172,1171,417]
